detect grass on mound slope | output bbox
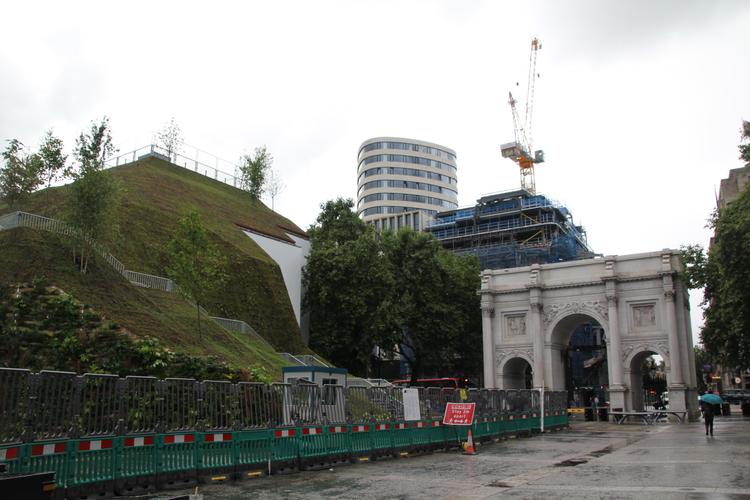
[2,156,308,353]
[0,228,289,380]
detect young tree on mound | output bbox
[66,117,120,273]
[167,209,226,341]
[37,130,67,213]
[156,117,183,161]
[239,146,272,200]
[0,139,42,209]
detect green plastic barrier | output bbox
[118,435,158,479]
[27,441,69,485]
[271,427,298,465]
[0,444,24,474]
[198,433,235,472]
[410,421,431,449]
[159,433,197,474]
[68,438,116,487]
[325,425,350,458]
[427,420,446,447]
[391,422,411,452]
[349,424,371,457]
[235,429,271,471]
[370,423,392,453]
[298,426,327,461]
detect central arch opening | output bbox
[550,313,609,408]
[628,350,667,411]
[502,357,533,389]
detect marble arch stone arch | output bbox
[480,250,699,415]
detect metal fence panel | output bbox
[201,381,236,431]
[123,376,161,435]
[33,371,77,441]
[0,368,31,444]
[320,385,346,424]
[79,374,119,437]
[238,383,275,429]
[164,379,199,432]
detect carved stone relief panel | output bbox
[505,314,527,338]
[632,304,656,328]
[628,301,659,332]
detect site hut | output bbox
[282,366,348,387]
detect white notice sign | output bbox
[403,388,421,421]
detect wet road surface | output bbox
[147,414,750,499]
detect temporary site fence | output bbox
[0,367,568,498]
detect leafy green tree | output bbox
[167,209,226,341]
[37,130,67,212]
[303,198,396,375]
[681,122,750,368]
[382,229,481,382]
[239,146,272,199]
[0,139,42,209]
[66,117,120,273]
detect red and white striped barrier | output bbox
[274,429,295,438]
[31,443,66,456]
[204,433,232,443]
[328,426,347,433]
[123,436,154,447]
[78,439,113,451]
[352,425,369,433]
[394,423,408,430]
[302,427,322,436]
[430,421,441,427]
[164,434,195,444]
[0,447,20,460]
[522,414,528,420]
[412,422,426,428]
[375,424,389,431]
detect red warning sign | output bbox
[443,402,476,426]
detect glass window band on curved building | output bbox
[357,137,458,231]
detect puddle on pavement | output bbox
[588,446,613,457]
[555,458,589,467]
[487,480,514,487]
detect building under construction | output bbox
[425,189,594,270]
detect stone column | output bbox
[605,287,627,411]
[481,302,495,389]
[529,292,544,389]
[664,276,687,412]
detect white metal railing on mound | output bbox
[0,211,273,347]
[123,270,175,292]
[209,316,274,349]
[105,144,242,189]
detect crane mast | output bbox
[501,37,544,194]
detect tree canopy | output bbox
[681,121,750,368]
[303,198,482,381]
[0,139,42,209]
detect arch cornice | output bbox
[621,340,670,370]
[543,300,609,340]
[495,347,534,372]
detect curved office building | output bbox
[357,137,459,231]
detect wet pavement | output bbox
[149,414,750,499]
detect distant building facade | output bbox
[357,137,459,232]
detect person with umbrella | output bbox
[700,393,722,436]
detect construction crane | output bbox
[501,37,545,194]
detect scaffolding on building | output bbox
[425,189,594,270]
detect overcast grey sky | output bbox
[2,1,749,341]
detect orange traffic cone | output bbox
[463,429,476,455]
